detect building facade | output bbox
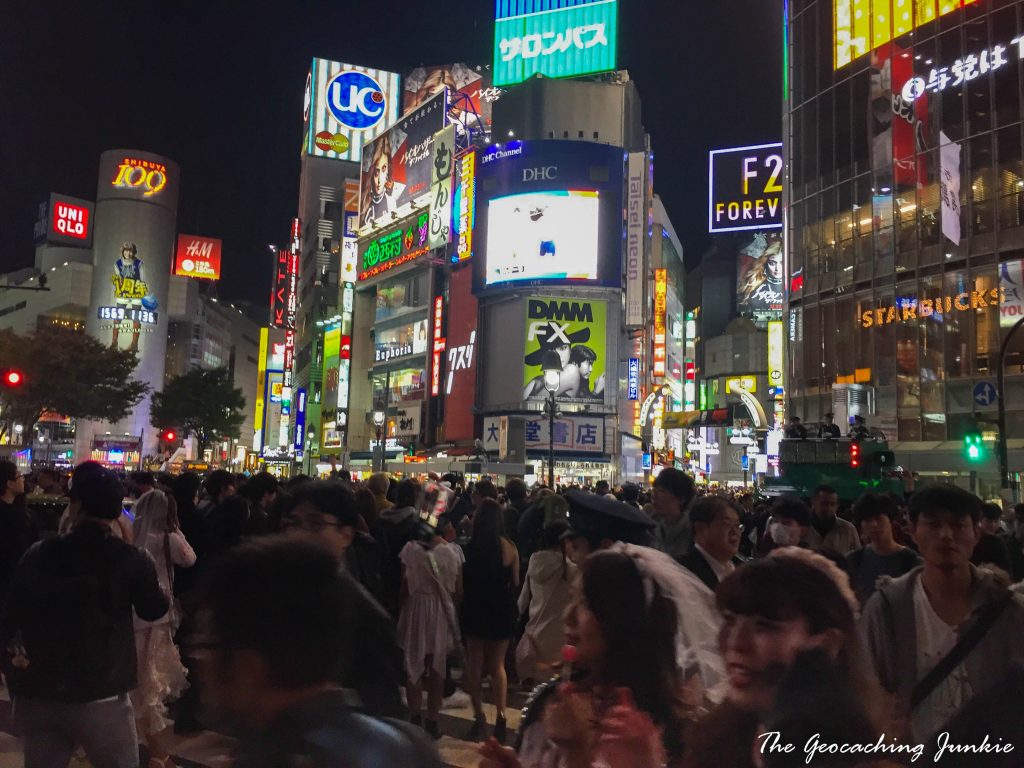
[786,0,1024,489]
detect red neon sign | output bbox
[431,295,446,396]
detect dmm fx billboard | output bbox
[524,297,606,404]
[303,59,401,161]
[475,140,624,292]
[493,0,618,87]
[709,143,783,234]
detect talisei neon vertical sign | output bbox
[653,269,667,379]
[431,296,446,397]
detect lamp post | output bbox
[542,351,562,489]
[305,428,316,477]
[373,410,386,473]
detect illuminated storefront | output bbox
[787,0,1024,479]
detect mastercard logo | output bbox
[315,131,351,154]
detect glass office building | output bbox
[786,0,1024,470]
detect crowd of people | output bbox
[2,458,1024,767]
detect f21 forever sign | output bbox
[709,143,783,234]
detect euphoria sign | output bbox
[709,143,783,234]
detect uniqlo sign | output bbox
[174,235,222,280]
[44,194,94,248]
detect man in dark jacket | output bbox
[678,495,745,590]
[279,480,403,718]
[200,537,439,768]
[0,466,168,768]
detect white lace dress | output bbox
[397,540,463,681]
[131,529,196,733]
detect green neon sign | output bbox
[493,0,618,88]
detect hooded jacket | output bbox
[860,565,1024,721]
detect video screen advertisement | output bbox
[358,92,448,230]
[473,140,624,293]
[733,231,784,328]
[303,58,401,162]
[524,296,607,405]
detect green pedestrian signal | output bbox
[963,431,985,463]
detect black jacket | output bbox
[0,521,168,702]
[677,548,743,591]
[233,690,440,768]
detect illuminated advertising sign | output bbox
[358,93,447,231]
[253,327,268,452]
[303,59,401,161]
[454,150,477,262]
[901,41,1012,103]
[429,125,455,249]
[358,211,430,281]
[625,153,646,328]
[524,297,606,405]
[725,376,757,394]
[861,288,1002,328]
[493,0,618,87]
[293,388,307,453]
[271,249,299,329]
[375,319,429,363]
[110,156,170,198]
[48,194,93,247]
[174,235,222,280]
[627,358,640,401]
[431,295,446,397]
[768,321,784,398]
[834,0,978,70]
[475,141,624,292]
[403,63,499,134]
[736,232,784,327]
[709,143,783,234]
[1000,260,1024,327]
[322,327,341,450]
[653,269,667,379]
[443,267,478,441]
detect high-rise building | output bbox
[786,0,1024,490]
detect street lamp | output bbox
[305,428,316,477]
[542,351,562,489]
[373,410,386,473]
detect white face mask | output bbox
[769,521,795,547]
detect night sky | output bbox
[0,0,782,308]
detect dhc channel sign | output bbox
[327,71,387,130]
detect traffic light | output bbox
[850,442,861,469]
[1,368,24,388]
[160,429,178,444]
[963,430,985,463]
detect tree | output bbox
[0,325,150,441]
[150,367,246,451]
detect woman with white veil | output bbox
[131,488,197,768]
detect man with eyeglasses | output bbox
[280,481,404,719]
[678,495,745,591]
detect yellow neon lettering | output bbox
[920,299,934,317]
[861,310,874,328]
[954,293,970,311]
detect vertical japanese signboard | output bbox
[429,124,455,250]
[625,152,645,328]
[431,295,446,397]
[768,320,785,399]
[653,269,667,379]
[443,267,478,441]
[455,150,477,262]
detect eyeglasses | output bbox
[281,516,343,534]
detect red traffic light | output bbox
[2,369,24,387]
[161,430,177,443]
[850,443,861,468]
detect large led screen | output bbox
[473,140,623,293]
[485,191,600,286]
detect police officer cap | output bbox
[562,489,654,545]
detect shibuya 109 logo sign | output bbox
[110,157,168,197]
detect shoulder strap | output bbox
[910,592,1013,710]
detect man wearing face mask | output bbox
[759,497,812,555]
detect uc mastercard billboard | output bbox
[493,0,618,87]
[834,0,978,69]
[303,58,401,161]
[708,143,783,234]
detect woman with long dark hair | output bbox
[479,545,695,768]
[461,498,519,742]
